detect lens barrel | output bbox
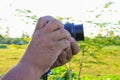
[64,23,84,41]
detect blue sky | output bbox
[0,0,120,37]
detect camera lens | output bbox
[64,23,84,41]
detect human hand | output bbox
[20,16,72,75]
[51,37,80,68]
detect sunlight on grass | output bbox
[0,47,24,76]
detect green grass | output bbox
[0,44,120,80]
[0,45,25,76]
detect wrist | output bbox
[19,52,52,76]
[18,60,44,78]
[2,61,44,80]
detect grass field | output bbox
[0,45,25,76]
[70,45,120,79]
[0,44,120,80]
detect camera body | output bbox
[64,23,84,41]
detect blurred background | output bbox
[0,0,120,80]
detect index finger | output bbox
[35,16,55,31]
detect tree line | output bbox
[0,32,30,45]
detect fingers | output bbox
[35,16,68,41]
[51,59,60,68]
[51,51,68,68]
[35,17,46,31]
[70,38,80,55]
[51,48,73,68]
[35,16,55,31]
[35,16,64,31]
[43,19,64,32]
[58,51,67,64]
[52,29,71,41]
[59,48,73,63]
[54,51,68,67]
[66,48,73,61]
[55,39,70,50]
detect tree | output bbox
[21,32,30,44]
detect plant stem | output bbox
[78,50,85,80]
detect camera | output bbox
[64,23,84,41]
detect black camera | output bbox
[64,23,84,41]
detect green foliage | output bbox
[99,75,120,80]
[0,44,7,49]
[104,2,114,8]
[118,20,120,25]
[96,14,102,18]
[48,67,78,80]
[0,37,29,44]
[0,32,30,44]
[15,9,38,25]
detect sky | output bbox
[0,0,120,37]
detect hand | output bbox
[51,37,80,68]
[20,16,72,75]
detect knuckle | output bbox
[51,19,64,28]
[65,30,71,36]
[43,16,55,22]
[62,29,68,35]
[50,19,58,24]
[63,39,70,46]
[48,42,59,51]
[38,17,45,22]
[38,16,54,23]
[47,19,58,28]
[59,28,65,34]
[61,29,71,39]
[44,15,54,19]
[57,21,64,28]
[59,21,64,27]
